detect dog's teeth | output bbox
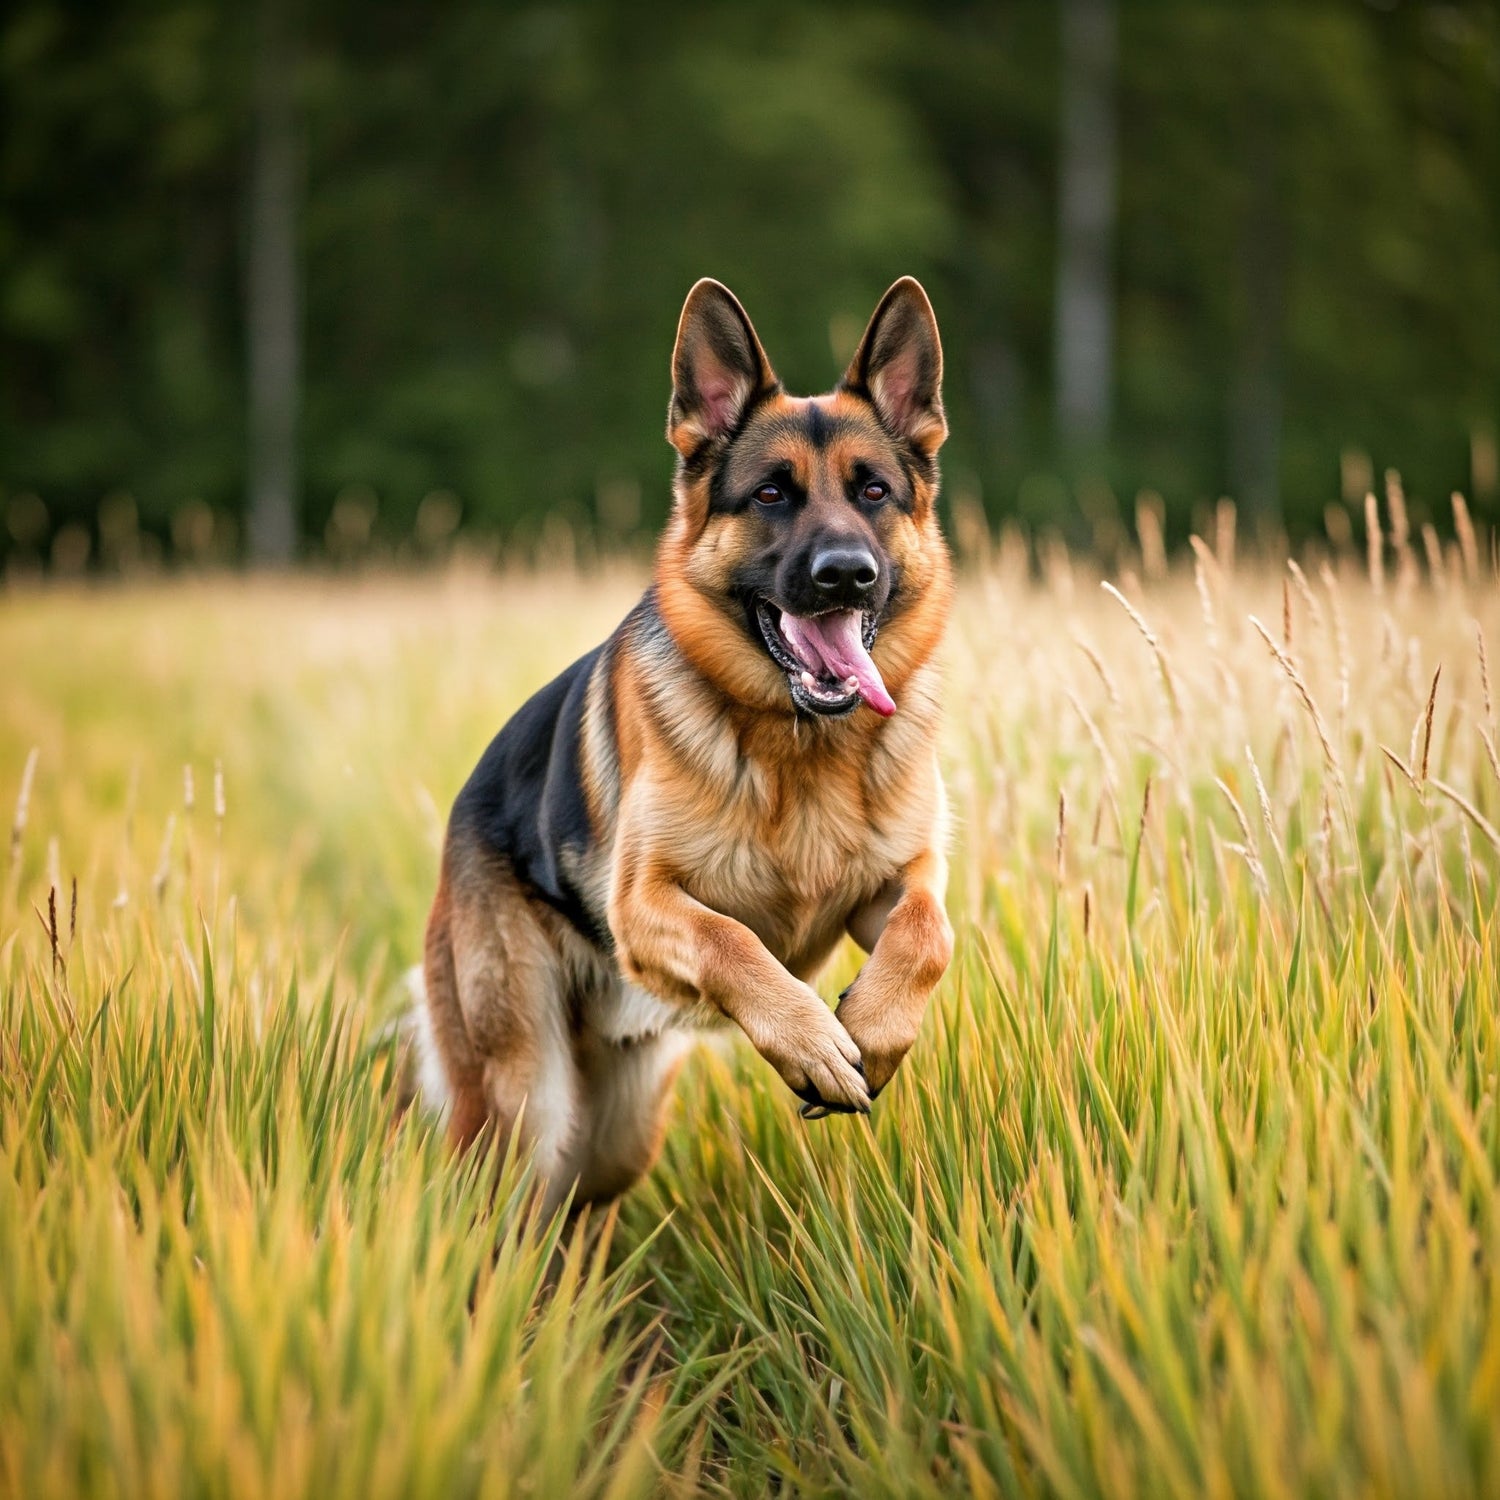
[845,675,859,690]
[800,671,816,690]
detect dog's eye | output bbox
[754,484,784,506]
[860,481,889,504]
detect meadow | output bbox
[3,513,1499,1498]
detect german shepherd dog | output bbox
[406,277,954,1210]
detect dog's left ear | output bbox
[668,279,778,458]
[841,278,947,456]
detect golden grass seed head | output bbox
[1135,492,1167,582]
[1477,622,1493,727]
[1420,666,1440,784]
[1422,522,1445,585]
[1385,469,1408,549]
[1248,614,1344,792]
[1215,496,1237,574]
[1191,537,1220,649]
[152,813,176,905]
[1365,491,1384,595]
[10,745,38,867]
[1453,492,1479,584]
[1287,557,1321,634]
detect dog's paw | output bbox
[795,1055,869,1120]
[835,981,921,1098]
[738,984,871,1117]
[776,1004,871,1116]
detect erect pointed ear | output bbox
[840,277,947,455]
[667,279,778,457]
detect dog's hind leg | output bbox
[567,1027,693,1206]
[426,841,581,1203]
[421,873,489,1145]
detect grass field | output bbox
[4,528,1500,1498]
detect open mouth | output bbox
[755,598,896,718]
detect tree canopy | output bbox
[2,0,1497,566]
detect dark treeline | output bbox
[2,0,1497,568]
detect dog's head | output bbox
[654,278,953,721]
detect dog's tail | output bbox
[390,965,453,1122]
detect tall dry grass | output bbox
[3,513,1499,1497]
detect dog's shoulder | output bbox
[449,625,623,943]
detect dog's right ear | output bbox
[667,279,778,458]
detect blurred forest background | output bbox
[2,0,1497,572]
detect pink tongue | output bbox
[779,609,896,717]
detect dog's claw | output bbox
[793,1081,863,1117]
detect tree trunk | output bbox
[245,0,300,564]
[1054,0,1118,454]
[1228,111,1285,534]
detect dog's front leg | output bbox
[836,846,954,1100]
[609,857,871,1115]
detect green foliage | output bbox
[3,544,1500,1494]
[1,2,1497,561]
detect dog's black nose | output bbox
[811,546,879,596]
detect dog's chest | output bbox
[676,749,922,953]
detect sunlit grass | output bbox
[3,527,1499,1497]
